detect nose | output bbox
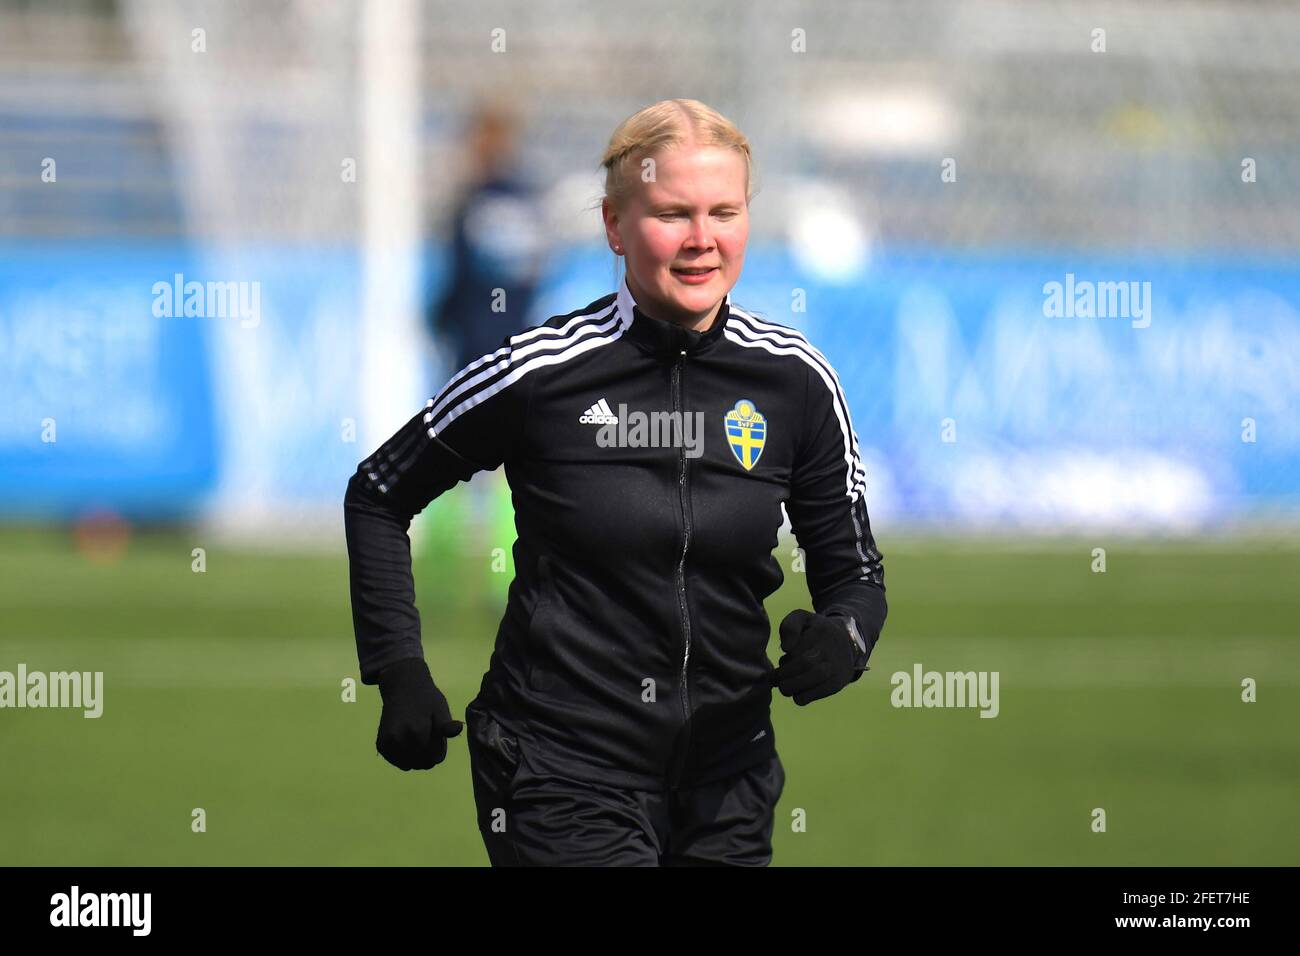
[685,215,714,250]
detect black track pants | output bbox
[466,701,786,867]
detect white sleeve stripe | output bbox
[722,325,865,501]
[851,493,884,583]
[725,313,866,497]
[846,489,874,582]
[727,309,867,487]
[730,307,836,364]
[436,299,619,398]
[427,304,623,431]
[429,319,629,437]
[373,421,424,474]
[367,303,628,496]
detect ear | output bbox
[601,197,622,254]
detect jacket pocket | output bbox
[468,705,527,795]
[523,555,555,688]
[524,554,576,698]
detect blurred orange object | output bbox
[73,509,131,564]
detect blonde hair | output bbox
[597,99,754,214]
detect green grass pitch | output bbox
[1,508,1296,866]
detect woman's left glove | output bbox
[772,609,869,705]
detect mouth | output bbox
[671,265,718,282]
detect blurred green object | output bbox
[1,525,1297,866]
[412,471,516,613]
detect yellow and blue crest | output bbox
[725,399,767,471]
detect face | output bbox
[602,143,749,330]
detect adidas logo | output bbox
[579,398,619,425]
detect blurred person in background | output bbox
[346,98,887,866]
[426,98,547,544]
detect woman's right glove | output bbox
[375,657,464,771]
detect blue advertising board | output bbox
[3,241,1297,527]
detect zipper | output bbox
[670,347,694,789]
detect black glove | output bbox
[771,609,868,706]
[375,657,464,771]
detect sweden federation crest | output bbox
[725,399,767,471]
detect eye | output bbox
[657,212,684,221]
[714,211,737,220]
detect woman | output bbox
[344,98,887,866]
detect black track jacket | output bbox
[345,275,887,791]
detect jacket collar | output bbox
[615,272,730,358]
